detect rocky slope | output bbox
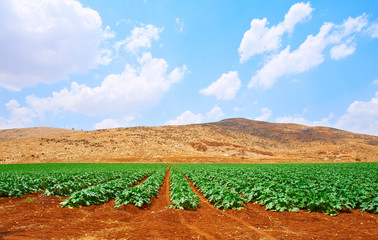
[0,118,377,164]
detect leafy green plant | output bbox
[169,168,199,210]
[61,170,151,208]
[115,170,166,208]
[180,163,378,215]
[183,169,246,210]
[25,197,36,203]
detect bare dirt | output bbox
[0,169,377,240]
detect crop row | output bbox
[43,171,123,197]
[115,169,166,208]
[0,165,169,209]
[0,164,168,198]
[61,170,154,207]
[1,163,376,215]
[180,163,378,215]
[169,167,199,210]
[183,169,246,210]
[0,172,92,198]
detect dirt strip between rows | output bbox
[182,174,276,240]
[0,166,377,239]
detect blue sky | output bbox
[0,0,377,135]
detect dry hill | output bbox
[0,127,80,141]
[0,118,377,164]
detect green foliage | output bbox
[0,172,70,197]
[42,172,122,197]
[169,168,199,210]
[183,169,247,210]
[0,163,165,199]
[1,162,377,215]
[25,197,36,202]
[114,170,166,208]
[180,163,378,215]
[61,170,152,208]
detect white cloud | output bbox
[238,2,313,63]
[372,79,378,85]
[249,14,368,89]
[255,107,272,121]
[206,105,225,120]
[95,116,134,130]
[176,18,184,33]
[166,110,203,126]
[200,71,241,100]
[276,113,333,127]
[115,24,163,55]
[248,23,332,89]
[274,92,378,136]
[166,105,225,125]
[102,26,116,40]
[366,23,378,38]
[116,18,130,27]
[234,107,246,112]
[330,43,356,60]
[0,0,110,91]
[0,100,36,129]
[25,52,188,116]
[335,92,378,135]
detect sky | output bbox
[0,0,377,136]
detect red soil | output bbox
[0,170,377,240]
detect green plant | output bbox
[115,170,165,208]
[25,197,36,202]
[169,169,199,210]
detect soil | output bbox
[0,168,377,240]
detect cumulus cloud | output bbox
[166,110,203,126]
[25,52,188,116]
[200,71,241,100]
[330,43,356,60]
[335,92,378,135]
[0,0,111,90]
[255,107,272,121]
[0,22,187,129]
[95,116,134,130]
[275,92,378,135]
[238,2,313,63]
[249,14,368,89]
[206,105,225,120]
[276,113,333,127]
[115,24,163,54]
[0,100,37,129]
[366,23,378,38]
[166,105,225,125]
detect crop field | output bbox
[0,163,377,239]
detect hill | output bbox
[0,118,377,164]
[0,127,80,141]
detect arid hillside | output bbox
[1,118,377,164]
[0,127,80,141]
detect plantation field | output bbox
[0,163,377,239]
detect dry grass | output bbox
[0,118,377,164]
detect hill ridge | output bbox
[0,118,377,164]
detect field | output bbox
[0,163,377,239]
